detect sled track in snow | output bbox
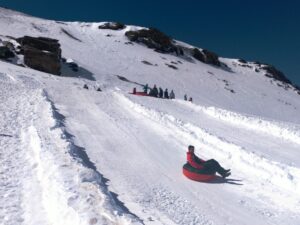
[177,100,300,145]
[25,89,142,225]
[115,92,300,213]
[1,73,142,225]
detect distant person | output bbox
[169,90,175,99]
[184,94,187,101]
[83,84,88,89]
[149,84,158,97]
[186,145,231,178]
[164,88,169,99]
[159,87,163,98]
[189,97,193,102]
[132,87,136,94]
[143,84,149,94]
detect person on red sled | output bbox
[187,145,231,178]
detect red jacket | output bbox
[187,152,205,169]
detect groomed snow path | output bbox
[0,72,140,225]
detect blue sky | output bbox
[1,0,299,85]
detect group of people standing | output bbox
[144,84,175,99]
[184,94,193,102]
[133,84,193,102]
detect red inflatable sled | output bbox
[182,163,216,182]
[131,91,148,96]
[129,88,149,96]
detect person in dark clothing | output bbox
[189,97,193,102]
[149,84,158,97]
[169,90,175,99]
[164,88,169,99]
[143,84,149,94]
[186,145,231,178]
[184,94,187,101]
[158,87,163,98]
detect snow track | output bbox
[115,92,300,213]
[0,74,141,225]
[0,73,29,225]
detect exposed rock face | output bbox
[253,61,292,85]
[17,36,61,75]
[0,46,15,59]
[125,28,176,53]
[192,48,221,66]
[98,22,125,30]
[261,65,292,84]
[238,59,247,64]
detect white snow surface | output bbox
[0,7,300,225]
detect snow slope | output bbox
[1,7,300,225]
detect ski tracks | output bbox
[0,74,141,225]
[0,73,29,225]
[115,92,300,215]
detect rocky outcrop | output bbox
[98,22,125,30]
[192,48,221,66]
[17,36,61,75]
[261,65,292,84]
[125,27,221,66]
[0,46,15,59]
[125,28,177,53]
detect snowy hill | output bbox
[0,7,300,225]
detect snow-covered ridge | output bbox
[177,100,300,145]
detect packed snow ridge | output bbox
[1,7,300,225]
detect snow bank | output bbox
[177,101,300,145]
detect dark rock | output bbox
[23,46,61,75]
[0,46,15,59]
[125,41,134,45]
[98,22,125,30]
[96,87,102,92]
[142,60,153,66]
[202,49,221,66]
[165,63,178,70]
[192,48,205,62]
[17,36,61,75]
[265,74,273,79]
[2,41,15,51]
[68,62,78,70]
[125,28,176,53]
[238,59,247,63]
[262,65,291,84]
[17,36,61,57]
[192,48,221,66]
[83,84,89,89]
